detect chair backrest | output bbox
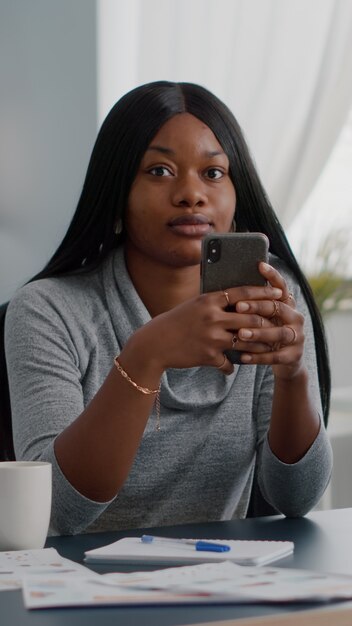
[0,302,15,461]
[246,464,279,518]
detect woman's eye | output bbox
[206,168,224,180]
[148,166,172,177]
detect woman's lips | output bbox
[168,214,213,237]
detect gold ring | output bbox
[269,300,280,319]
[286,326,297,346]
[282,292,294,304]
[232,334,238,347]
[217,354,227,370]
[223,290,230,307]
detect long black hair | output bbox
[0,81,330,460]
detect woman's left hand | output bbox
[235,262,305,380]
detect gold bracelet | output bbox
[114,356,161,431]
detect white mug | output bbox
[0,461,52,551]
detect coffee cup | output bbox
[0,461,52,551]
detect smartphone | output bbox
[200,232,269,364]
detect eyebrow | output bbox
[146,145,225,158]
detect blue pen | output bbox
[141,535,231,553]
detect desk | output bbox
[2,508,352,626]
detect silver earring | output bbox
[231,218,236,232]
[114,219,123,235]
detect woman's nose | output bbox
[171,174,208,208]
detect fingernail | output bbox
[272,288,282,298]
[237,302,250,312]
[241,354,252,363]
[261,262,271,271]
[240,329,252,338]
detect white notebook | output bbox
[84,536,294,566]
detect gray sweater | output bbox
[5,247,332,535]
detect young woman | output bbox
[4,81,332,534]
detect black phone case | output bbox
[200,233,269,364]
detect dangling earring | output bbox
[114,219,123,235]
[231,217,236,232]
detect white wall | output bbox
[318,310,352,511]
[0,0,97,302]
[326,310,352,389]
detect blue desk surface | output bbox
[2,508,352,625]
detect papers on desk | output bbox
[5,544,352,611]
[84,536,294,566]
[21,560,352,609]
[0,548,93,591]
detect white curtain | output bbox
[97,0,352,226]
